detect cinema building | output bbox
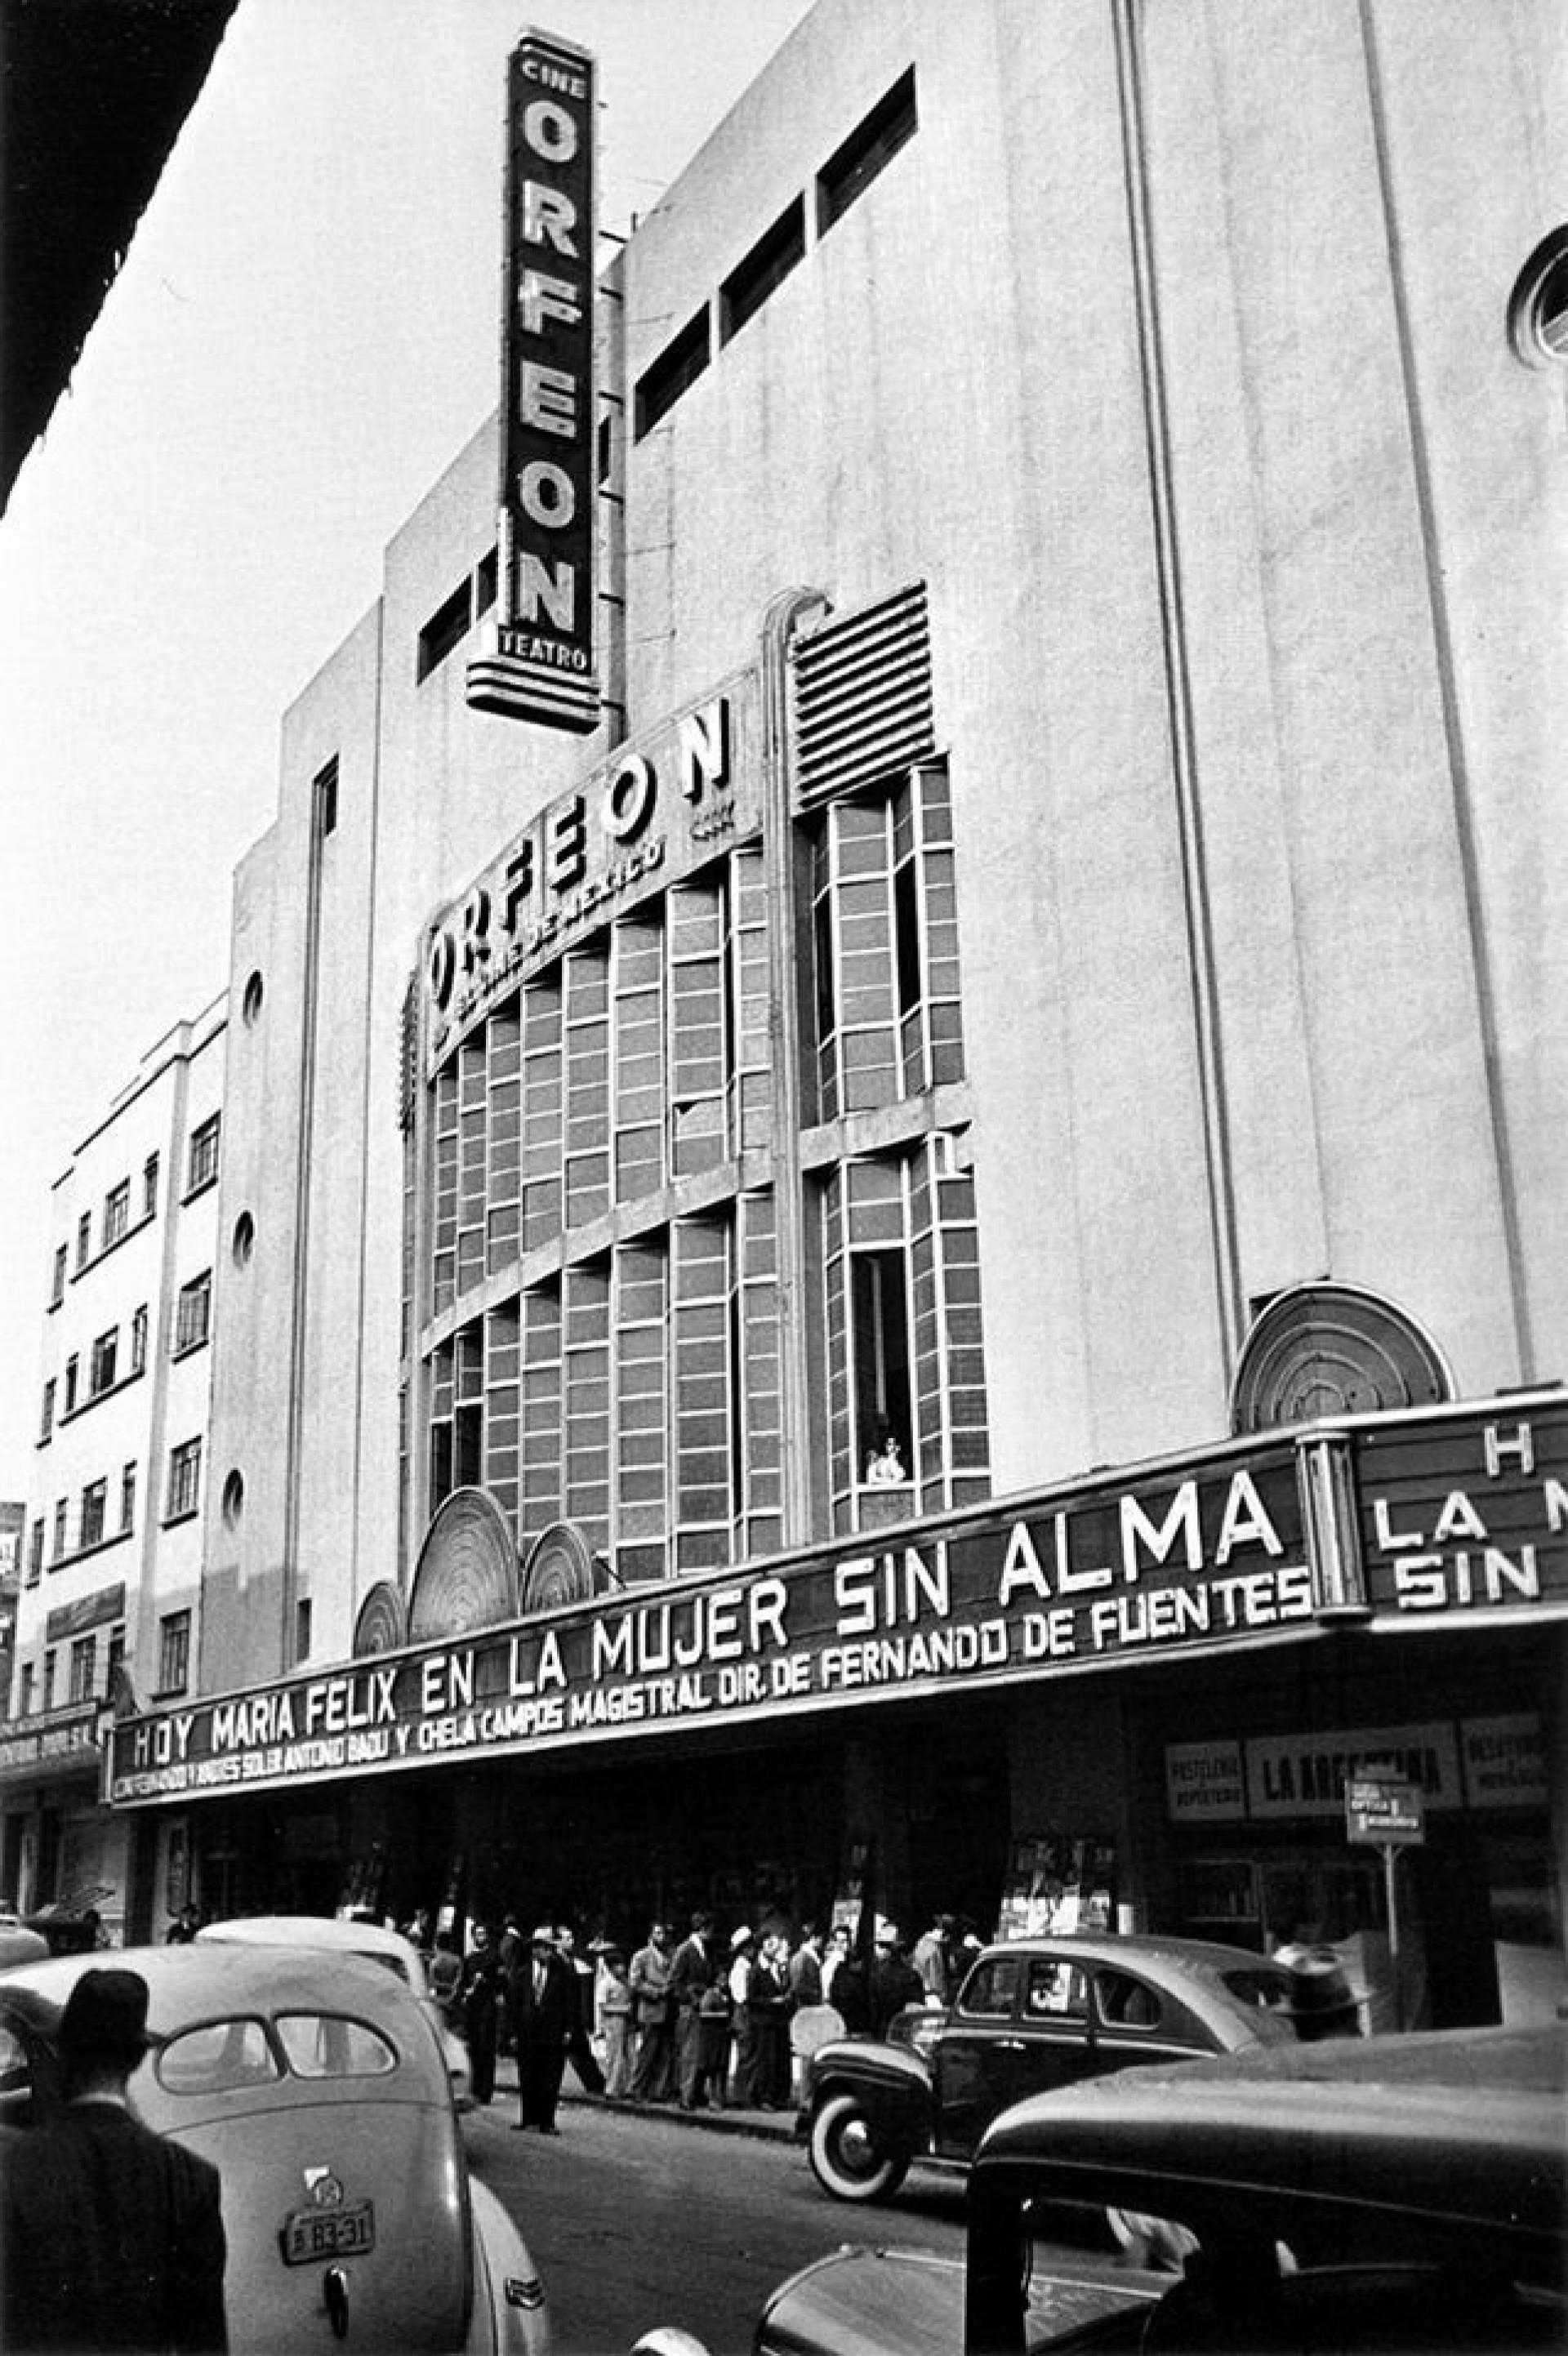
[97,0,1567,2024]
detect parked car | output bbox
[643,2024,1567,2355]
[198,1912,473,2110]
[0,1941,549,2354]
[801,1931,1312,2202]
[0,1917,49,1968]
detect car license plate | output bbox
[279,2200,376,2265]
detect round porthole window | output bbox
[220,1471,245,1529]
[1509,228,1568,364]
[232,1211,255,1267]
[241,969,265,1027]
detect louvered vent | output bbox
[791,581,935,812]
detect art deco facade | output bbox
[14,0,1568,2021]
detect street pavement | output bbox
[488,2049,803,2143]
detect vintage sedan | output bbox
[0,1942,549,2354]
[802,1932,1305,2202]
[198,1912,474,2110]
[648,2024,1566,2356]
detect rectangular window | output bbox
[40,1378,55,1442]
[296,1598,313,1665]
[51,1499,67,1560]
[79,1479,106,1551]
[18,1663,35,1718]
[106,1626,125,1691]
[120,1462,137,1533]
[157,1610,191,1695]
[63,1356,78,1414]
[90,1327,118,1396]
[167,1437,203,1521]
[143,1152,161,1218]
[817,67,918,235]
[42,1651,56,1711]
[719,198,806,345]
[314,755,339,839]
[50,1245,68,1307]
[174,1271,212,1356]
[103,1180,130,1248]
[416,579,472,682]
[187,1113,221,1196]
[633,306,711,439]
[26,1521,44,1586]
[69,1635,96,1704]
[131,1303,149,1375]
[76,1212,91,1271]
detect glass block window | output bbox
[485,997,522,1276]
[485,1301,520,1530]
[564,1262,612,1545]
[613,918,666,1205]
[521,975,564,1255]
[729,849,773,1156]
[735,1191,783,1557]
[521,1283,564,1537]
[613,1240,669,1581]
[668,872,730,1178]
[671,1216,733,1570]
[564,947,612,1233]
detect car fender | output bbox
[806,2038,933,2156]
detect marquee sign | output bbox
[109,1439,1312,1806]
[425,675,758,1074]
[1352,1396,1568,1618]
[468,29,600,733]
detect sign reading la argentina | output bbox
[425,676,758,1075]
[111,1446,1308,1805]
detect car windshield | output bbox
[154,2012,399,2092]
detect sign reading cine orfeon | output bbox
[469,29,600,732]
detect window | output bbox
[90,1328,118,1396]
[131,1304,149,1375]
[17,1663,34,1718]
[26,1521,44,1586]
[106,1626,125,1690]
[960,1955,1023,2018]
[157,1610,191,1695]
[175,1271,212,1356]
[39,1379,55,1442]
[416,579,472,682]
[295,1597,312,1665]
[42,1650,56,1710]
[852,1247,913,1479]
[143,1153,161,1218]
[1024,1960,1089,2020]
[1094,1971,1163,2030]
[63,1356,78,1414]
[50,1245,67,1307]
[76,1212,91,1271]
[314,756,338,839]
[120,1462,137,1533]
[633,306,711,439]
[51,1499,66,1560]
[69,1636,96,1704]
[719,198,806,345]
[103,1180,130,1248]
[167,1438,203,1522]
[817,68,918,234]
[187,1114,221,1196]
[79,1480,106,1551]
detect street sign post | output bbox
[1345,1770,1425,2032]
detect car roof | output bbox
[198,1913,407,1958]
[973,1931,1288,1976]
[0,1937,422,2035]
[977,2024,1567,2277]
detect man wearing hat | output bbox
[507,1926,574,2134]
[1,1965,228,2350]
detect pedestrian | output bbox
[628,1919,677,2101]
[822,1922,852,2004]
[787,1922,826,2011]
[496,1913,523,2054]
[165,1901,202,1944]
[555,1923,608,2095]
[669,1909,720,2110]
[726,1926,756,2102]
[746,1931,795,2108]
[869,1920,925,2034]
[595,1946,635,2096]
[401,1905,433,1957]
[1,1964,229,2350]
[459,1920,502,2104]
[429,1927,463,2024]
[510,1924,574,2133]
[911,1911,957,2002]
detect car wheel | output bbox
[808,2091,911,2203]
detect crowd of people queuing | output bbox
[405,1904,982,2120]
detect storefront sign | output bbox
[1355,1397,1568,1617]
[45,1581,126,1646]
[0,1705,100,1787]
[469,29,600,732]
[1344,1772,1425,1846]
[1460,1712,1547,1808]
[425,676,759,1072]
[110,1441,1311,1804]
[1165,1739,1246,1823]
[1246,1720,1461,1819]
[1168,1712,1542,1824]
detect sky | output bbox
[0,0,817,1505]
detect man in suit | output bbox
[1,1964,228,2350]
[509,1925,575,2134]
[668,1909,719,2111]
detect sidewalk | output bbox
[489,2051,801,2144]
